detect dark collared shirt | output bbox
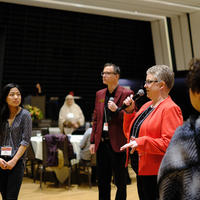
[104,85,118,122]
[0,108,32,160]
[102,86,118,139]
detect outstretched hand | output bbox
[120,136,138,154]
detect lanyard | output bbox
[104,107,108,123]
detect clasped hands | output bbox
[64,121,79,129]
[0,158,17,170]
[120,136,138,154]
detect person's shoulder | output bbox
[162,96,181,109]
[96,88,107,95]
[21,108,30,115]
[173,120,192,138]
[166,122,192,157]
[166,96,178,105]
[118,85,133,95]
[21,108,32,119]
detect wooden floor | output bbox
[19,169,139,200]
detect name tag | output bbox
[1,146,12,156]
[103,122,108,131]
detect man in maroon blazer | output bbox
[90,63,133,200]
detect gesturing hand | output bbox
[120,136,138,154]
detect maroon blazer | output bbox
[90,85,133,152]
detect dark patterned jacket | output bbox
[158,114,200,200]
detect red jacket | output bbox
[123,96,183,175]
[91,85,133,152]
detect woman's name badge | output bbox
[1,147,12,156]
[103,122,108,131]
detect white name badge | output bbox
[1,146,12,156]
[103,122,108,131]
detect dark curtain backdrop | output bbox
[0,2,155,120]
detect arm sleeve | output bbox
[135,106,183,155]
[20,112,32,146]
[90,94,98,144]
[80,129,90,149]
[123,112,136,140]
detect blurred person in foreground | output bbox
[90,63,133,200]
[0,83,32,199]
[120,65,183,200]
[58,94,85,135]
[158,58,200,200]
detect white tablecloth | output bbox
[30,136,43,160]
[30,134,83,183]
[68,135,83,164]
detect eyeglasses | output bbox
[144,80,158,85]
[101,72,117,76]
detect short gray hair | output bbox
[146,65,174,90]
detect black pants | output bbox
[97,141,127,200]
[136,175,158,200]
[130,152,158,200]
[0,159,24,200]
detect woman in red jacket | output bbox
[120,65,183,200]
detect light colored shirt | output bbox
[79,128,92,161]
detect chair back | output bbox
[27,143,36,160]
[40,134,72,189]
[42,134,70,167]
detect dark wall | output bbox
[0,2,155,120]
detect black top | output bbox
[131,106,154,138]
[102,86,118,139]
[130,106,154,174]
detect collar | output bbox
[106,85,119,97]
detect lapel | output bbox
[99,88,107,116]
[114,85,123,105]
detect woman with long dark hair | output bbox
[0,83,32,200]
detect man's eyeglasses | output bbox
[101,72,117,76]
[145,80,158,85]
